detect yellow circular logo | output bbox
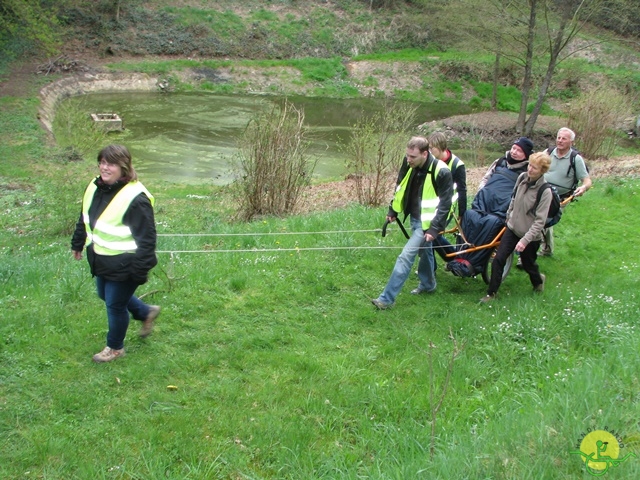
[572,428,636,476]
[579,430,620,471]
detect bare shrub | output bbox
[235,100,315,221]
[567,85,632,160]
[463,122,491,167]
[342,101,417,207]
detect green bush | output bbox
[291,57,347,83]
[52,99,113,158]
[470,81,522,113]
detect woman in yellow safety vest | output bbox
[71,145,161,363]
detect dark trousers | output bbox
[488,228,544,296]
[432,234,456,261]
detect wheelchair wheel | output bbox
[481,249,514,284]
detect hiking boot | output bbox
[140,305,161,338]
[539,248,552,257]
[479,294,495,304]
[92,346,125,363]
[411,287,436,295]
[534,274,546,293]
[371,298,393,310]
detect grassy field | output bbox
[2,75,640,479]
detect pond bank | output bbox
[38,72,160,133]
[37,67,559,148]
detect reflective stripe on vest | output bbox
[391,160,444,230]
[447,155,463,214]
[82,179,154,256]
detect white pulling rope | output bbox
[157,245,410,254]
[157,244,454,254]
[157,229,381,237]
[156,227,445,254]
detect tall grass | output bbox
[52,97,114,158]
[2,174,640,479]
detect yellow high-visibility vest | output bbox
[82,179,154,256]
[391,160,444,230]
[446,154,464,218]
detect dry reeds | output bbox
[343,101,417,206]
[235,100,315,221]
[567,85,632,160]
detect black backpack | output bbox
[546,146,589,193]
[530,182,562,228]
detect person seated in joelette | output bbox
[474,137,534,217]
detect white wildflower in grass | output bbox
[239,255,278,266]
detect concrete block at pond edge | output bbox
[91,113,123,131]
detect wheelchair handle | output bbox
[381,218,410,239]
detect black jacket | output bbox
[71,177,157,284]
[472,155,528,218]
[388,154,453,238]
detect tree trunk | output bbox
[516,0,538,134]
[492,41,502,111]
[523,61,555,136]
[523,4,572,135]
[523,52,559,136]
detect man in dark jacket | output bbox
[474,137,533,216]
[372,137,453,309]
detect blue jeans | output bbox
[96,277,152,350]
[377,216,436,304]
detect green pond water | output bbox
[57,93,473,184]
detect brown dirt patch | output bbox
[0,59,41,98]
[295,153,640,215]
